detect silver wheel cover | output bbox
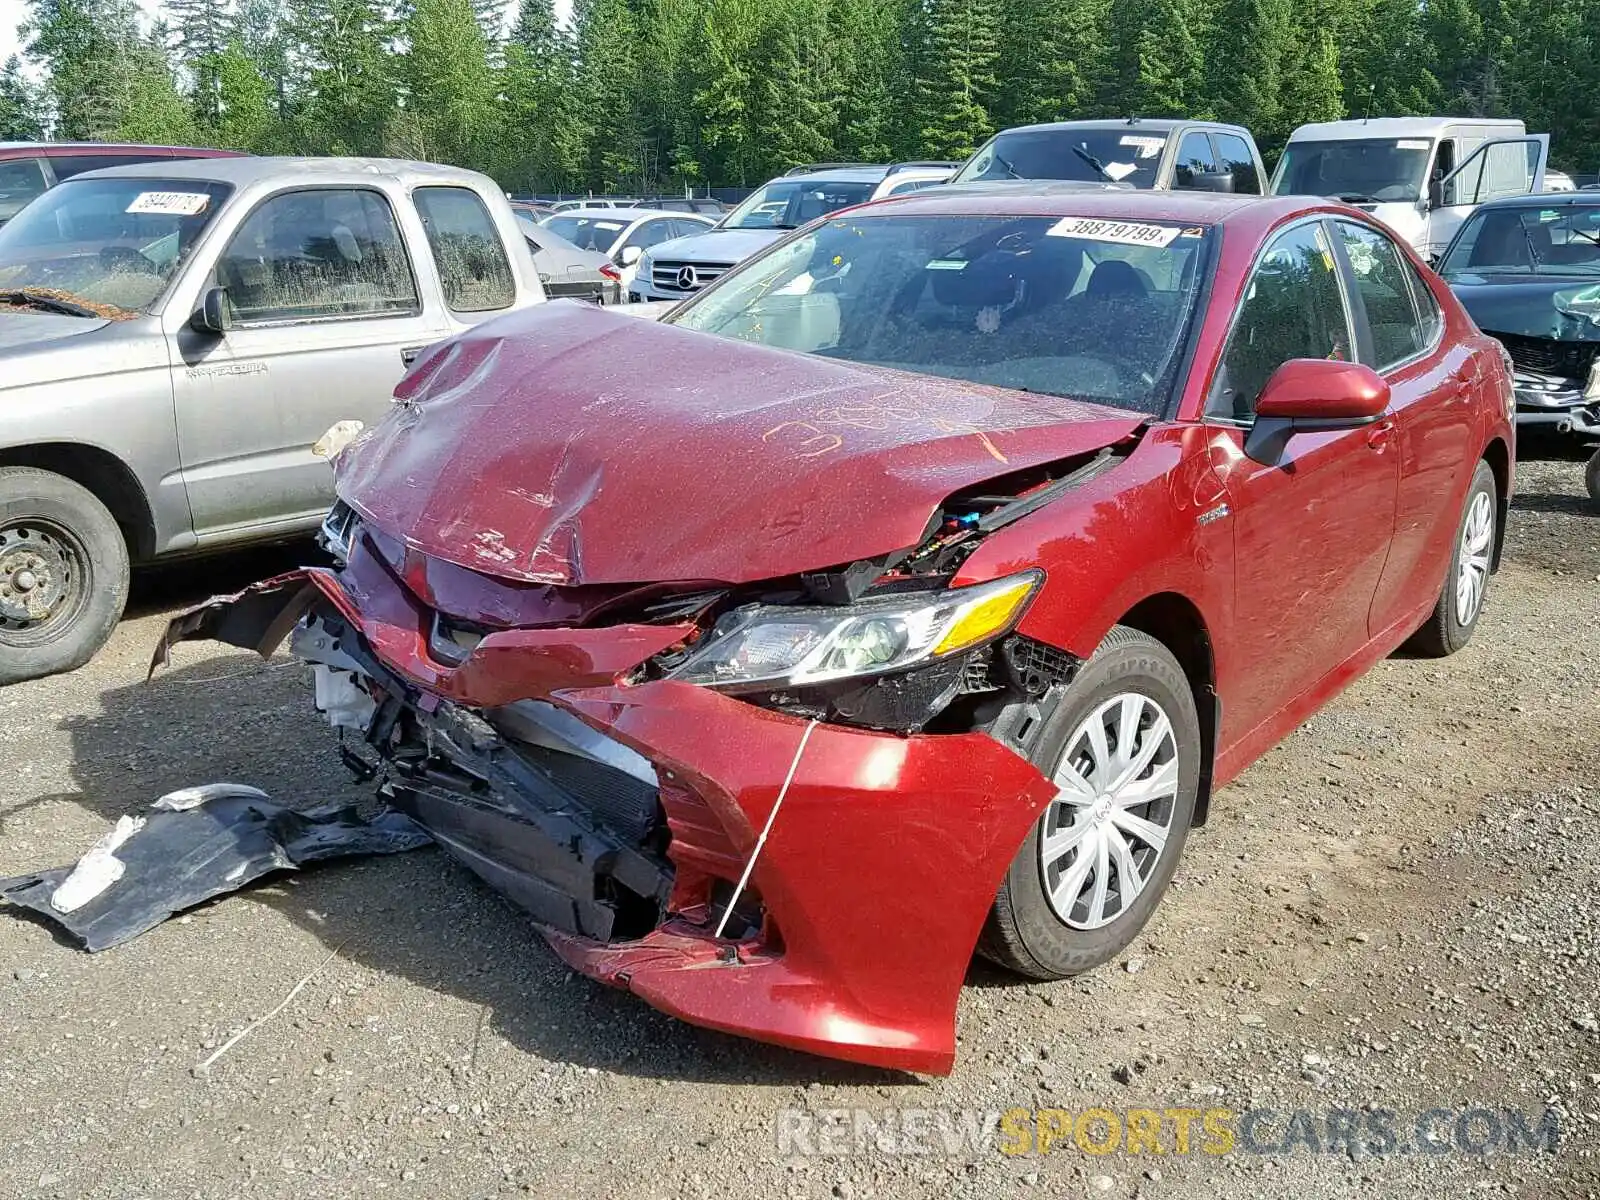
[1039,692,1179,930]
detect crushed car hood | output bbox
[1449,276,1600,342]
[336,303,1144,586]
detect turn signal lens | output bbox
[931,575,1040,657]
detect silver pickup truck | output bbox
[0,157,546,684]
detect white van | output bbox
[1272,117,1549,260]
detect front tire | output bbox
[0,467,130,685]
[1409,459,1497,658]
[980,626,1201,980]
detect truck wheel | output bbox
[979,626,1201,980]
[0,467,130,684]
[1586,450,1600,508]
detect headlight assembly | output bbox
[1554,285,1600,328]
[668,571,1042,692]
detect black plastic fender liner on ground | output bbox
[0,788,432,952]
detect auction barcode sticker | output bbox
[126,191,211,216]
[1047,217,1180,247]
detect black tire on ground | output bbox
[0,466,130,685]
[1586,450,1600,508]
[1408,459,1498,659]
[979,625,1201,980]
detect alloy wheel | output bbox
[1039,692,1180,930]
[1455,490,1493,627]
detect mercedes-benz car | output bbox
[627,162,955,302]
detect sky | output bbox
[1,0,574,73]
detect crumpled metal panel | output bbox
[333,303,1144,587]
[0,791,430,952]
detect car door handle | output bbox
[1367,418,1396,451]
[401,346,426,367]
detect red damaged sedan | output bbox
[161,187,1514,1074]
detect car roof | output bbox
[1287,116,1525,142]
[872,181,1303,226]
[0,141,242,158]
[1471,191,1600,211]
[67,155,493,188]
[785,166,892,184]
[991,118,1253,138]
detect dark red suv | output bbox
[0,142,243,225]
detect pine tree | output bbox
[691,0,762,186]
[499,0,582,190]
[1279,24,1344,138]
[751,2,834,173]
[0,55,47,139]
[1103,0,1206,118]
[166,0,231,126]
[1204,0,1291,137]
[912,0,1001,160]
[829,0,904,162]
[215,38,279,149]
[284,0,396,155]
[572,0,645,191]
[994,0,1108,129]
[394,0,495,166]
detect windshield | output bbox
[1273,138,1433,203]
[952,129,1168,187]
[543,214,630,252]
[721,179,878,230]
[670,213,1212,414]
[1439,203,1600,277]
[0,176,231,316]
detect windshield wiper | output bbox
[0,288,105,318]
[1335,192,1378,204]
[1517,221,1544,272]
[1069,146,1114,183]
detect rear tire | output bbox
[0,467,130,685]
[1585,450,1600,508]
[980,626,1201,980]
[1409,459,1496,658]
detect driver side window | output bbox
[218,188,419,324]
[1208,223,1353,422]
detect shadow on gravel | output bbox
[52,657,916,1088]
[124,538,326,621]
[1510,491,1597,518]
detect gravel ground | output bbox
[2,456,1598,1200]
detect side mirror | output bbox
[1427,177,1443,209]
[617,245,643,267]
[191,285,233,335]
[1244,359,1390,464]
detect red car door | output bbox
[1329,219,1480,637]
[1203,219,1400,743]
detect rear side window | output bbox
[219,187,419,323]
[0,157,49,223]
[1209,222,1354,421]
[1212,134,1261,195]
[414,186,515,312]
[1334,220,1436,369]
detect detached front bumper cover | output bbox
[154,558,1059,1075]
